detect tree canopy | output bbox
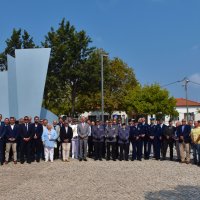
[124,84,178,118]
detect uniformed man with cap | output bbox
[129,119,141,161]
[147,118,156,159]
[105,120,118,161]
[155,118,167,160]
[118,123,130,161]
[93,120,105,161]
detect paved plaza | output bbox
[0,157,200,200]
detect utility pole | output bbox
[183,77,189,121]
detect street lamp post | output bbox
[101,54,108,122]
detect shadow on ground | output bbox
[145,185,200,200]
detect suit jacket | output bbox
[60,126,73,143]
[0,125,6,141]
[177,124,191,143]
[129,125,140,141]
[19,123,34,140]
[118,127,130,144]
[105,125,118,143]
[155,124,167,139]
[92,125,105,142]
[30,123,43,140]
[5,124,19,143]
[77,123,90,140]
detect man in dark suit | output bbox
[162,120,175,160]
[60,120,73,162]
[5,117,19,164]
[129,119,140,161]
[0,117,6,165]
[177,119,191,164]
[154,119,167,160]
[30,116,43,162]
[19,116,34,164]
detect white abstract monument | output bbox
[0,48,58,122]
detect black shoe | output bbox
[27,161,31,164]
[83,158,87,161]
[94,158,98,161]
[99,158,102,161]
[106,158,110,161]
[113,159,116,161]
[119,159,122,161]
[1,162,3,165]
[131,159,135,161]
[20,161,25,164]
[79,158,82,161]
[125,159,129,161]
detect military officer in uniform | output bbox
[129,119,141,161]
[155,119,167,160]
[93,120,105,161]
[118,123,130,161]
[147,118,156,159]
[105,120,118,161]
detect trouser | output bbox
[175,140,181,160]
[5,143,17,162]
[162,139,174,160]
[44,147,54,161]
[106,142,116,160]
[31,139,42,161]
[0,140,4,163]
[102,140,106,158]
[143,138,149,159]
[137,139,143,160]
[72,138,79,159]
[62,143,71,161]
[147,139,154,158]
[115,137,119,159]
[88,136,93,157]
[154,138,161,159]
[20,140,31,163]
[192,143,200,164]
[94,142,103,160]
[119,143,129,160]
[179,142,190,162]
[17,139,21,161]
[54,140,60,159]
[79,139,87,159]
[131,140,140,160]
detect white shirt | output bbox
[70,124,78,137]
[11,124,14,130]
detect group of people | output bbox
[0,113,200,166]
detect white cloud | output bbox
[191,44,200,50]
[189,73,200,86]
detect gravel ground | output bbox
[0,157,200,200]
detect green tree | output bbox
[76,52,138,115]
[0,29,36,67]
[42,18,94,116]
[125,84,178,118]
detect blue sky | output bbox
[1,0,200,101]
